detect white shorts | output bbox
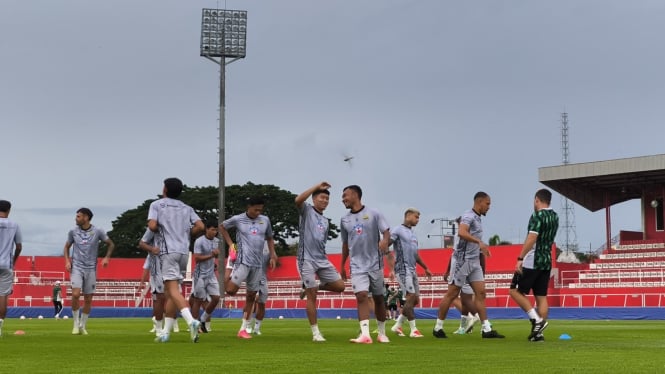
[192,275,220,299]
[149,259,164,294]
[150,273,164,295]
[351,269,384,296]
[396,271,419,296]
[160,253,187,282]
[449,257,474,295]
[0,269,14,296]
[298,259,341,289]
[256,278,268,304]
[70,269,96,295]
[229,263,262,292]
[450,256,484,289]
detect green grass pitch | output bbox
[1,317,664,373]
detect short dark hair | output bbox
[343,185,362,200]
[535,188,552,205]
[0,200,11,213]
[247,196,265,207]
[77,207,93,220]
[473,191,489,201]
[164,178,183,198]
[312,189,330,197]
[205,220,218,229]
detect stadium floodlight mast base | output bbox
[199,8,248,272]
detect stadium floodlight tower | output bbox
[199,8,247,242]
[428,218,457,248]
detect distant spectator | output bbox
[53,280,63,318]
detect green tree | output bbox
[488,234,512,246]
[488,234,501,246]
[102,198,154,257]
[106,182,339,258]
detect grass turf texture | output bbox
[1,318,664,373]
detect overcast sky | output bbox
[2,0,664,257]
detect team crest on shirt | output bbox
[77,230,95,245]
[249,225,259,235]
[316,220,325,232]
[353,223,363,235]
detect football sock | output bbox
[360,319,370,336]
[164,317,174,333]
[527,308,542,322]
[180,308,194,325]
[377,320,386,335]
[80,313,89,328]
[73,309,80,326]
[409,319,417,331]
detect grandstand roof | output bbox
[539,154,665,212]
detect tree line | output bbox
[103,182,339,258]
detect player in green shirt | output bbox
[510,188,559,342]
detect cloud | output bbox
[1,1,663,256]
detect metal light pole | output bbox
[200,9,247,304]
[199,8,247,237]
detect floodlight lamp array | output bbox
[200,8,247,58]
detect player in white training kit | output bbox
[138,228,169,336]
[0,200,22,337]
[445,216,482,335]
[191,221,221,333]
[295,182,345,342]
[246,248,270,335]
[339,185,393,344]
[433,192,504,339]
[220,196,278,339]
[389,208,432,338]
[148,178,204,343]
[64,207,114,335]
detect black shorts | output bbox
[388,304,397,311]
[510,268,550,297]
